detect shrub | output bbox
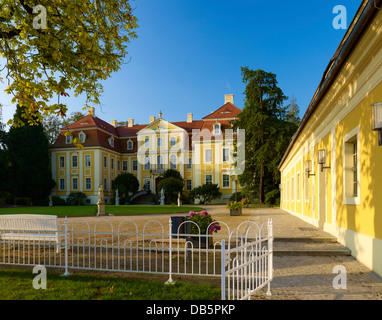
[265,189,280,205]
[189,184,221,204]
[66,192,87,206]
[226,201,243,210]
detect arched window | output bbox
[144,137,150,148]
[157,137,163,148]
[127,140,133,150]
[170,154,177,169]
[144,156,150,170]
[157,155,164,172]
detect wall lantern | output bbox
[371,102,382,146]
[318,149,331,172]
[305,160,315,178]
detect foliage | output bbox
[112,173,139,199]
[226,201,243,210]
[162,169,183,181]
[189,210,221,235]
[241,197,251,207]
[158,177,183,204]
[232,67,300,204]
[265,189,280,205]
[66,192,87,206]
[189,184,222,204]
[0,0,138,128]
[4,106,56,204]
[229,191,244,202]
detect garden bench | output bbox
[0,214,61,253]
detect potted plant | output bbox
[188,210,221,248]
[226,201,243,216]
[241,197,250,208]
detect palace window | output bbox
[157,155,164,172]
[72,178,78,190]
[65,135,72,144]
[145,138,150,148]
[122,160,128,171]
[186,180,192,191]
[72,155,78,168]
[104,156,107,168]
[157,137,163,148]
[85,155,91,167]
[79,132,86,143]
[206,174,213,185]
[205,149,212,163]
[186,158,192,169]
[127,140,134,150]
[144,156,150,170]
[59,156,65,168]
[170,137,176,147]
[59,178,65,191]
[343,126,360,204]
[223,148,230,162]
[170,154,177,169]
[85,178,92,190]
[133,160,138,171]
[222,175,230,188]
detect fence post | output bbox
[165,218,175,285]
[221,239,226,300]
[61,216,70,276]
[267,219,273,296]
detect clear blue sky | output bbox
[1,0,361,127]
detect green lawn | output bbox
[0,205,203,217]
[0,268,221,300]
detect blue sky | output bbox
[1,0,361,127]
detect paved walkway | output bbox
[203,205,382,300]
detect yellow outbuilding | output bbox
[279,0,382,277]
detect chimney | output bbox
[128,118,134,127]
[224,94,234,105]
[150,116,156,123]
[111,120,117,127]
[88,107,95,116]
[187,113,193,123]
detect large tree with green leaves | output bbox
[232,67,300,204]
[5,105,55,203]
[0,0,138,127]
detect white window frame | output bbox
[132,160,138,171]
[59,156,65,168]
[186,180,192,191]
[170,154,177,169]
[85,178,92,190]
[223,148,230,162]
[205,149,212,163]
[170,137,176,147]
[59,178,65,191]
[72,155,78,168]
[85,155,91,167]
[343,125,361,205]
[144,156,150,171]
[72,177,78,190]
[222,174,230,188]
[186,158,192,169]
[205,174,213,185]
[127,140,133,150]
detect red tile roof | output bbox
[50,102,241,152]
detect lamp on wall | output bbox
[371,102,382,146]
[305,160,315,178]
[318,149,331,172]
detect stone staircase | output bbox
[273,236,352,256]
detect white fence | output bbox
[0,215,273,300]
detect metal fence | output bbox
[0,215,273,300]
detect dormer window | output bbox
[66,135,72,144]
[214,122,221,135]
[79,131,86,143]
[127,139,134,150]
[108,136,115,148]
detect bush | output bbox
[52,196,66,206]
[189,184,222,204]
[265,189,280,205]
[229,192,244,202]
[66,192,87,206]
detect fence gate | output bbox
[221,219,273,300]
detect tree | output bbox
[5,105,55,204]
[157,177,183,204]
[0,0,138,127]
[189,184,222,204]
[112,173,139,201]
[232,67,299,204]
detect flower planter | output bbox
[230,208,242,216]
[190,235,213,249]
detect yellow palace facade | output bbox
[50,95,242,204]
[279,0,382,277]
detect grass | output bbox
[0,268,221,300]
[0,205,204,217]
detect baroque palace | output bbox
[279,0,382,277]
[50,94,242,204]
